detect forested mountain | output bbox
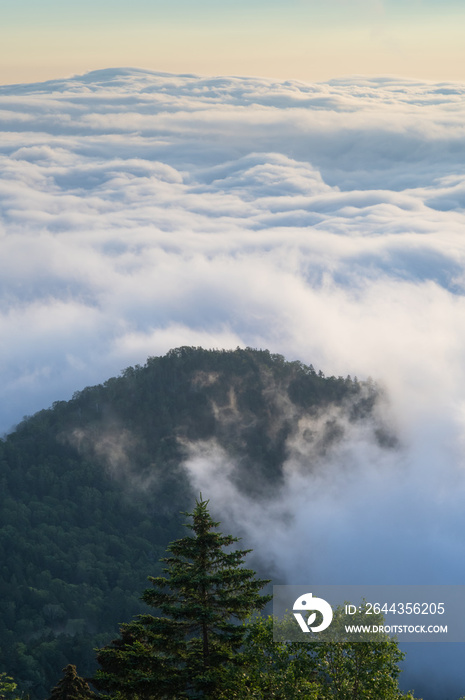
[0,347,394,698]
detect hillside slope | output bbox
[0,347,393,697]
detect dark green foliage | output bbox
[0,347,390,698]
[94,498,271,699]
[47,665,94,700]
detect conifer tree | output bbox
[47,665,94,700]
[94,497,271,699]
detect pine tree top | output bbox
[47,665,94,700]
[142,496,271,622]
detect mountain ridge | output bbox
[0,346,394,698]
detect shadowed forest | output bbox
[0,346,395,697]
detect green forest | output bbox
[0,347,397,697]
[2,497,419,700]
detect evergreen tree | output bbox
[94,497,271,699]
[47,665,94,700]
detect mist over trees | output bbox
[0,347,394,697]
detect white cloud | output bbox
[1,68,465,433]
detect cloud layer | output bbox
[2,68,465,435]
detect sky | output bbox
[2,0,465,85]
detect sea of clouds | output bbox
[1,68,465,436]
[2,67,465,697]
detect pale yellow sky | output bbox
[1,3,465,85]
